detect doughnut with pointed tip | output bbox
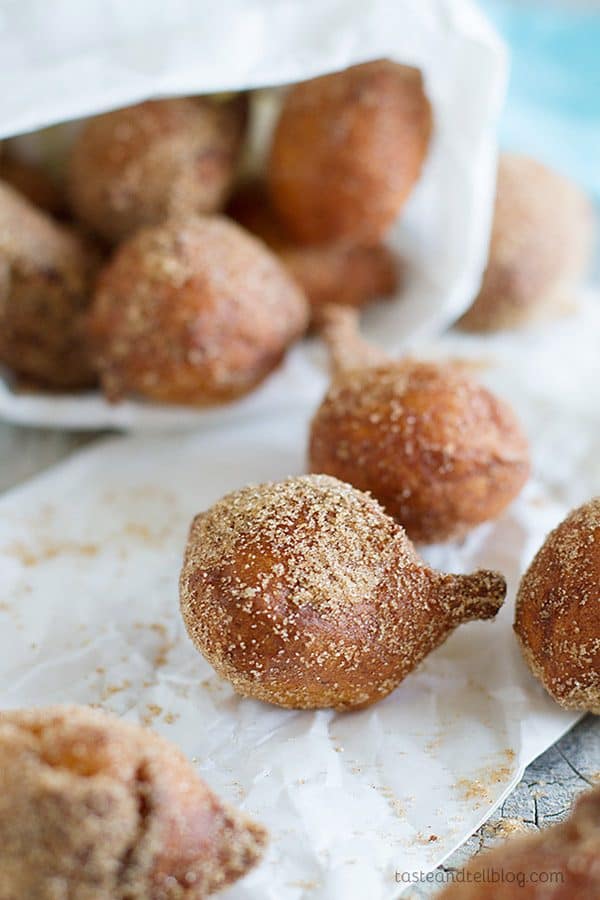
[0,705,267,899]
[309,310,530,543]
[180,474,506,710]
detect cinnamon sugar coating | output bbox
[437,783,600,899]
[515,497,600,712]
[309,360,530,543]
[459,153,594,332]
[268,60,432,244]
[227,179,399,314]
[87,215,309,405]
[68,96,247,244]
[0,705,267,899]
[0,180,100,389]
[180,474,506,710]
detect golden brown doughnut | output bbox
[458,153,594,332]
[227,179,399,314]
[436,784,600,899]
[68,96,247,244]
[268,60,432,244]
[308,310,530,543]
[514,497,600,712]
[87,215,309,405]
[0,704,267,899]
[0,180,100,389]
[180,474,506,710]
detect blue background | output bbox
[481,0,600,199]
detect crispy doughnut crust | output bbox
[308,361,530,543]
[515,497,600,712]
[268,60,432,243]
[69,96,247,243]
[459,153,594,332]
[180,474,506,710]
[0,705,267,899]
[87,215,309,405]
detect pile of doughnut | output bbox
[0,59,593,402]
[1,59,599,899]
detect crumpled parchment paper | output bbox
[2,295,599,899]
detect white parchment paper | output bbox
[0,0,507,431]
[2,296,599,899]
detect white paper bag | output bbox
[0,0,507,430]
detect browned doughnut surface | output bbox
[180,474,506,710]
[309,361,530,543]
[268,60,432,244]
[227,179,399,313]
[0,180,99,389]
[282,242,398,315]
[87,215,309,405]
[436,784,600,899]
[0,154,64,216]
[514,497,600,712]
[0,705,266,899]
[68,96,247,243]
[459,153,594,332]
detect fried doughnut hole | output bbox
[87,215,309,405]
[69,96,247,243]
[458,153,594,332]
[0,705,267,899]
[180,474,506,710]
[268,60,432,244]
[515,497,600,712]
[309,355,530,544]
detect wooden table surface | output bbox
[1,420,597,897]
